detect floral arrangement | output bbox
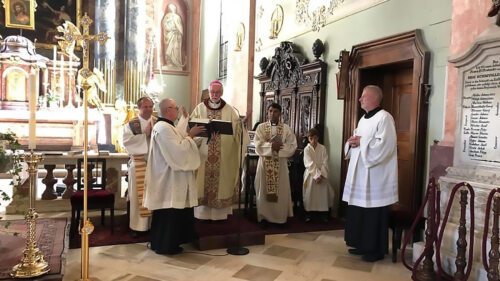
[0,130,22,206]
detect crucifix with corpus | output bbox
[56,12,109,281]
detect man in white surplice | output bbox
[123,97,155,236]
[254,102,297,225]
[343,85,398,262]
[143,98,205,255]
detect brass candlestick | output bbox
[10,151,50,278]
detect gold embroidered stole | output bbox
[128,116,157,217]
[263,122,283,202]
[132,155,151,217]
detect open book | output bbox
[188,118,233,138]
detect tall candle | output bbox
[28,71,37,149]
[52,46,57,68]
[60,54,64,107]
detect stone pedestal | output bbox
[413,166,500,281]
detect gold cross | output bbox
[59,13,109,79]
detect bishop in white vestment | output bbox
[254,103,297,224]
[343,85,398,262]
[144,98,205,255]
[123,97,155,234]
[191,80,249,220]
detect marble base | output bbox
[413,165,500,281]
[413,241,488,280]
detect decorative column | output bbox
[94,0,119,104]
[123,0,147,104]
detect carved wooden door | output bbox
[340,30,431,216]
[381,67,414,212]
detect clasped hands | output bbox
[270,135,283,152]
[347,135,361,148]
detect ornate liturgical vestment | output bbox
[254,121,297,223]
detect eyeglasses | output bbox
[167,106,179,110]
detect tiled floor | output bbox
[62,229,413,281]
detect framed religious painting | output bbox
[0,0,81,49]
[153,0,190,75]
[4,0,35,30]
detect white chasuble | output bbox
[343,110,398,208]
[254,122,297,223]
[191,100,249,220]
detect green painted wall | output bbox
[200,0,452,212]
[199,0,221,100]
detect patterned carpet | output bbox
[0,218,68,280]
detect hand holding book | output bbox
[188,118,233,138]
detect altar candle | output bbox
[69,55,73,104]
[53,46,57,68]
[60,54,64,107]
[28,72,37,149]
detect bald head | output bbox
[159,98,178,120]
[359,85,383,112]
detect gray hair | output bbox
[363,85,383,103]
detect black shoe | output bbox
[161,246,184,256]
[362,253,384,262]
[130,231,139,238]
[259,219,269,229]
[348,248,365,255]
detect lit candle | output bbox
[28,71,37,150]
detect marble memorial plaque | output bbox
[452,33,500,168]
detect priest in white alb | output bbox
[254,102,297,225]
[123,97,155,236]
[343,85,398,262]
[144,98,205,255]
[190,80,249,221]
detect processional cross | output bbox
[57,13,109,281]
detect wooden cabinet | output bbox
[253,41,328,208]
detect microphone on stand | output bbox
[226,105,249,256]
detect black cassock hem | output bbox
[344,205,389,256]
[150,207,197,254]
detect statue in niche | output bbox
[488,0,500,26]
[300,96,311,135]
[282,98,291,124]
[162,3,186,69]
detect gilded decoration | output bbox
[234,22,245,52]
[295,0,346,31]
[269,5,283,39]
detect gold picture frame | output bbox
[1,0,82,49]
[4,0,35,30]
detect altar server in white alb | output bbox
[123,97,155,236]
[254,102,297,225]
[144,98,205,255]
[343,85,398,262]
[302,127,334,222]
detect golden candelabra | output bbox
[10,152,50,278]
[56,13,109,281]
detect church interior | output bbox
[1,0,500,280]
